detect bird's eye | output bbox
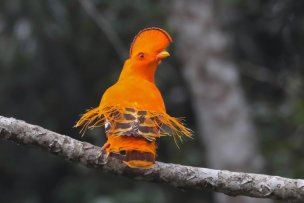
[138,53,145,59]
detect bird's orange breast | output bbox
[99,77,165,113]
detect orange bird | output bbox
[76,27,191,168]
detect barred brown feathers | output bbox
[105,107,162,141]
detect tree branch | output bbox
[0,115,303,201]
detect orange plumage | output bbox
[76,27,191,168]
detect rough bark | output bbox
[0,115,303,202]
[168,1,270,202]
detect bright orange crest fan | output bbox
[75,27,192,168]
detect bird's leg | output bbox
[101,142,111,159]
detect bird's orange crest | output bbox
[130,27,173,57]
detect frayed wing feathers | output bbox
[75,106,192,141]
[149,111,192,141]
[74,106,119,134]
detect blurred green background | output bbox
[1,0,304,203]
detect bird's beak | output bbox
[157,51,170,60]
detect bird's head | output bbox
[120,27,172,82]
[130,27,172,65]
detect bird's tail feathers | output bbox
[103,135,157,168]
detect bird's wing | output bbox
[105,107,162,141]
